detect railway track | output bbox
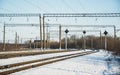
[0,50,72,59]
[0,51,97,75]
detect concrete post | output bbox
[3,23,5,50]
[59,25,61,50]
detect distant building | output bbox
[34,40,47,43]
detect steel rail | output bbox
[0,51,96,75]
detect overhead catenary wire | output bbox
[61,0,76,12]
[0,7,15,13]
[24,0,46,12]
[5,0,27,12]
[42,0,58,13]
[77,0,86,12]
[0,1,29,13]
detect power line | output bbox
[61,0,76,12]
[5,0,26,12]
[24,0,46,12]
[42,0,57,12]
[77,0,86,12]
[0,0,27,13]
[0,7,14,12]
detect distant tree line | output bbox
[49,35,120,55]
[0,35,120,55]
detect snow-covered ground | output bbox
[0,50,85,65]
[10,50,120,75]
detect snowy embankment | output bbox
[11,49,120,75]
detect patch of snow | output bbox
[11,50,120,75]
[0,50,85,65]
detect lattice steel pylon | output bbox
[42,13,120,49]
[0,13,42,50]
[1,13,120,50]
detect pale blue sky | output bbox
[0,0,120,13]
[0,0,120,42]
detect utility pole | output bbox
[46,25,49,49]
[114,26,116,50]
[3,23,6,50]
[40,16,43,50]
[47,33,50,49]
[21,38,22,48]
[36,37,37,48]
[17,35,19,48]
[15,32,17,48]
[65,29,69,50]
[114,26,116,39]
[43,17,46,50]
[29,39,32,49]
[100,31,102,49]
[59,25,62,50]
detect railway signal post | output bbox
[65,29,69,50]
[83,30,86,50]
[104,30,108,50]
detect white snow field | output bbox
[9,50,120,75]
[0,50,85,65]
[0,49,119,75]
